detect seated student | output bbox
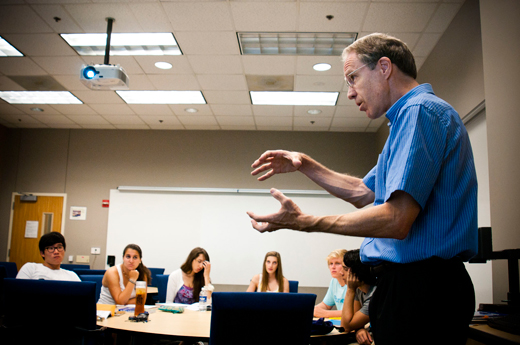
[247,251,289,292]
[314,249,348,318]
[166,247,214,304]
[17,231,80,281]
[98,244,151,305]
[340,249,376,345]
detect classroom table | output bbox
[96,307,351,344]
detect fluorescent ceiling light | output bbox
[238,32,357,56]
[60,33,181,56]
[116,91,206,104]
[0,91,82,104]
[250,91,338,106]
[0,36,23,57]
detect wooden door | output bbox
[9,195,65,270]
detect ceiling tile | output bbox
[198,74,247,91]
[177,115,218,126]
[252,105,293,117]
[2,34,77,57]
[203,91,251,105]
[89,103,135,115]
[0,5,53,34]
[363,3,437,32]
[255,116,292,127]
[413,33,442,57]
[294,75,343,92]
[129,104,174,116]
[148,74,201,91]
[334,105,367,118]
[134,56,194,75]
[0,58,48,76]
[169,104,214,116]
[216,116,255,126]
[425,3,462,33]
[73,91,125,104]
[103,114,145,125]
[210,104,252,116]
[163,2,234,32]
[63,3,141,33]
[298,2,368,32]
[128,2,174,32]
[0,76,26,91]
[174,31,239,55]
[32,56,87,75]
[231,2,298,32]
[242,56,297,75]
[31,4,84,33]
[139,115,182,126]
[52,104,98,115]
[294,106,335,117]
[187,55,243,75]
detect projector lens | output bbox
[83,66,97,79]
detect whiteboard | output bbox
[106,188,365,287]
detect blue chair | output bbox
[2,278,100,344]
[155,274,169,303]
[289,280,299,293]
[74,269,106,276]
[148,267,165,287]
[209,292,316,345]
[61,263,90,271]
[79,274,104,302]
[0,262,18,278]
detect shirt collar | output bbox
[385,83,434,124]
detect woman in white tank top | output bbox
[246,251,289,292]
[98,244,151,305]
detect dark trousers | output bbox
[369,257,475,345]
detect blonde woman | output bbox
[247,251,289,292]
[314,249,348,318]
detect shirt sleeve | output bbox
[384,104,447,208]
[322,279,335,307]
[16,263,33,279]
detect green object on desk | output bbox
[159,305,185,314]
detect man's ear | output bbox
[379,57,392,79]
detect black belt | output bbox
[370,256,462,278]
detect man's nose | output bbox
[347,87,356,99]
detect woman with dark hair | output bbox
[247,251,289,292]
[98,244,152,305]
[166,247,213,304]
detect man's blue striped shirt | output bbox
[361,84,478,264]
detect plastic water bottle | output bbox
[199,287,207,311]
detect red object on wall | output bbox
[102,200,109,208]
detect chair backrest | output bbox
[209,292,316,345]
[74,269,106,276]
[60,263,90,271]
[3,278,97,331]
[289,280,299,293]
[78,274,104,302]
[148,267,165,287]
[155,274,169,303]
[0,262,18,278]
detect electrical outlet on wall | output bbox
[91,247,101,255]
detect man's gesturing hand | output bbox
[251,150,303,181]
[246,188,308,233]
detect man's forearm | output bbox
[298,191,420,240]
[298,154,375,208]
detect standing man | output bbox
[247,33,477,345]
[17,231,81,281]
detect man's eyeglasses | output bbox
[45,245,64,253]
[345,63,369,88]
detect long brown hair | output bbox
[180,247,210,301]
[123,244,152,283]
[259,251,284,292]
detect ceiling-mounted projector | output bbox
[80,64,129,90]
